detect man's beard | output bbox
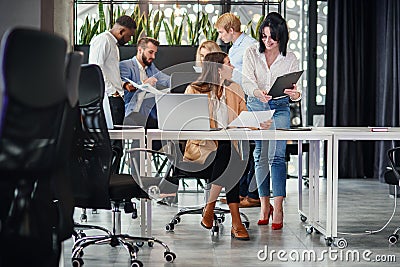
[142,54,152,66]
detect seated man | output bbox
[120,37,170,128]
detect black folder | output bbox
[268,70,304,99]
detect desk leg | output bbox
[330,137,338,239]
[308,141,317,226]
[312,141,320,222]
[139,136,145,177]
[147,200,152,235]
[298,141,304,216]
[140,199,146,236]
[325,136,334,239]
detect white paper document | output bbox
[228,110,275,128]
[124,77,168,95]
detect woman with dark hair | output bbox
[184,51,271,240]
[242,12,301,230]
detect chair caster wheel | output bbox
[300,214,307,222]
[136,241,144,247]
[165,223,174,231]
[306,226,313,234]
[148,241,154,247]
[243,221,250,229]
[164,251,176,263]
[72,258,84,267]
[389,234,399,245]
[325,237,333,246]
[130,260,143,267]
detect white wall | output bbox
[0,0,73,49]
[0,0,41,38]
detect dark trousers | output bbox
[194,141,247,204]
[108,96,125,174]
[239,141,259,199]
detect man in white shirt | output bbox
[215,13,260,207]
[215,13,257,85]
[88,15,136,173]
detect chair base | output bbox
[72,232,176,266]
[72,206,176,266]
[165,206,250,232]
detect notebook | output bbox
[155,94,212,131]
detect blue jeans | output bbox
[246,96,290,197]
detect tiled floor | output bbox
[62,178,400,266]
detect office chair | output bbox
[0,28,70,266]
[162,140,250,233]
[70,64,176,267]
[52,51,84,242]
[384,147,400,244]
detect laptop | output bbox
[155,94,211,131]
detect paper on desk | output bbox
[228,110,275,128]
[124,77,168,95]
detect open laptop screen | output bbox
[155,94,211,131]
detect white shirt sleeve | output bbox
[242,46,259,97]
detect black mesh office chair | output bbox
[384,147,400,244]
[70,64,176,267]
[0,28,71,267]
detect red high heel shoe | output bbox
[271,210,283,230]
[257,204,274,225]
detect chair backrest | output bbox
[53,51,83,242]
[170,72,200,93]
[0,28,67,174]
[0,28,73,261]
[72,64,112,209]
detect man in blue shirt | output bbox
[120,37,170,128]
[215,13,260,208]
[215,13,257,85]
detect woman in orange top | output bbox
[184,51,271,240]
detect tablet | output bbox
[268,70,304,99]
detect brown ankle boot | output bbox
[201,202,216,229]
[231,225,250,241]
[228,202,250,240]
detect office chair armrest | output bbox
[126,148,174,158]
[387,147,400,179]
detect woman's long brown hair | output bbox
[190,51,232,94]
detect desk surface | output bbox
[108,127,145,140]
[320,127,400,140]
[147,128,333,141]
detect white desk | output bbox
[324,127,400,248]
[147,128,333,238]
[108,127,149,236]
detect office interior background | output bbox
[1,0,400,266]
